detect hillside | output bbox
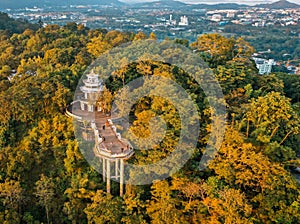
[132,0,248,10]
[132,0,187,8]
[191,3,248,10]
[0,12,39,33]
[255,0,300,9]
[0,0,124,9]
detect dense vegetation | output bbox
[0,17,299,224]
[0,13,39,34]
[223,23,300,62]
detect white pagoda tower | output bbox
[79,70,104,112]
[67,70,134,196]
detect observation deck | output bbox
[66,101,134,159]
[66,70,133,196]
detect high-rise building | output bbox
[253,57,275,75]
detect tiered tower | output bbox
[79,70,104,112]
[66,70,134,196]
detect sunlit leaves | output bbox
[84,190,123,224]
[245,92,299,147]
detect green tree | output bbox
[147,180,186,224]
[191,34,235,67]
[149,32,157,40]
[210,128,300,223]
[133,32,147,41]
[84,190,123,224]
[0,179,24,224]
[87,34,111,58]
[244,92,299,148]
[34,174,55,224]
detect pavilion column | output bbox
[120,159,124,197]
[102,158,106,182]
[115,159,119,181]
[106,160,111,194]
[80,102,85,111]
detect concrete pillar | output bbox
[107,160,111,194]
[102,158,106,182]
[80,102,85,111]
[115,159,119,181]
[120,159,124,197]
[88,104,93,112]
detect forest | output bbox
[0,14,300,224]
[223,23,300,62]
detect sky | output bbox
[119,0,300,5]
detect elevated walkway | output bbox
[66,101,134,159]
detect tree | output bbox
[201,185,253,224]
[234,37,255,59]
[147,180,186,224]
[84,190,123,224]
[0,179,24,223]
[244,92,299,149]
[87,34,112,58]
[210,127,300,223]
[133,32,147,41]
[149,32,157,40]
[277,73,300,103]
[105,30,132,47]
[64,172,96,224]
[191,34,235,67]
[252,74,284,97]
[122,189,147,224]
[0,179,23,210]
[34,174,55,224]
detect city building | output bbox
[211,14,222,22]
[178,15,188,26]
[253,57,275,75]
[226,11,235,18]
[166,14,176,26]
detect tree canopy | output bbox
[0,22,299,224]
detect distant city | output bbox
[1,0,300,74]
[4,2,299,37]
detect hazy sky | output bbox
[120,0,300,5]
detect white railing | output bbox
[66,107,83,120]
[95,146,134,159]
